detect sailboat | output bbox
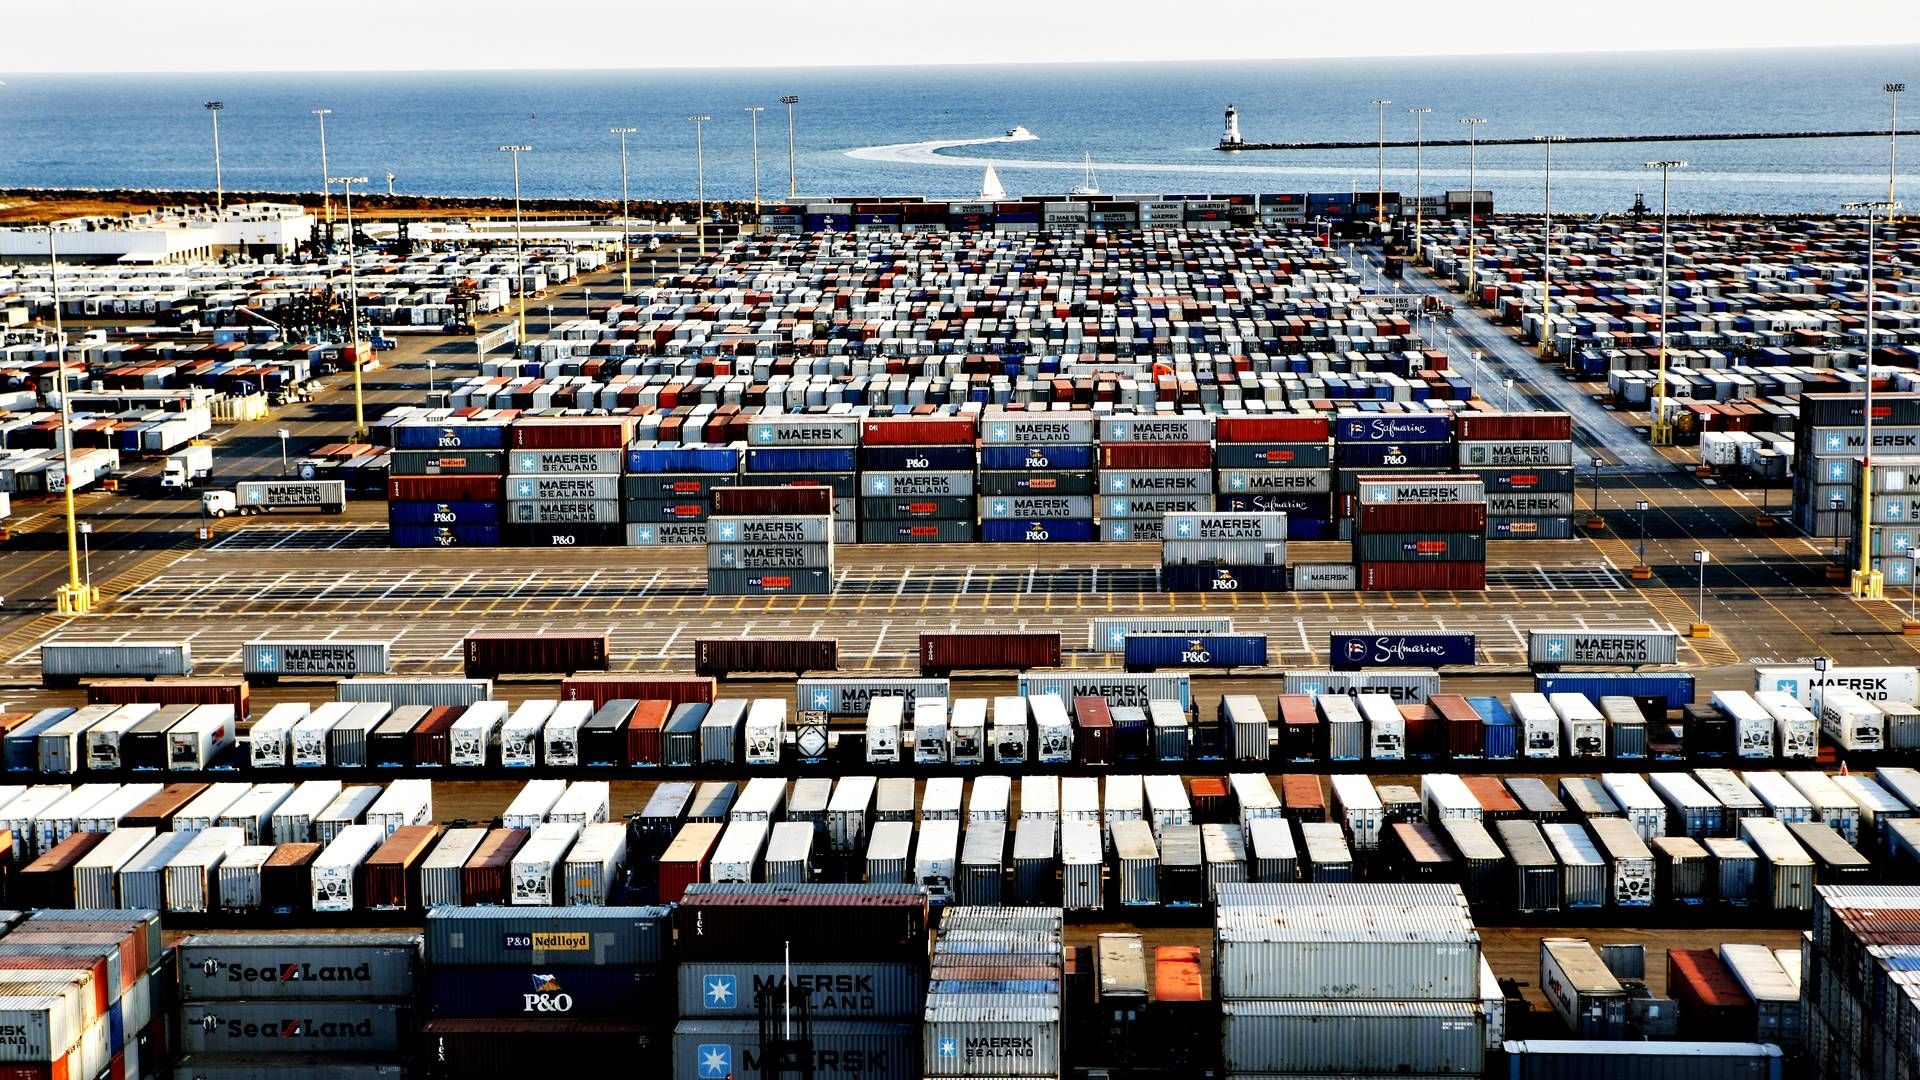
[1070,152,1100,197]
[979,162,1006,201]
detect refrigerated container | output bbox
[1820,688,1884,752]
[733,776,786,823]
[217,782,294,844]
[911,697,948,764]
[512,821,583,902]
[922,776,963,822]
[1062,776,1100,827]
[1712,690,1776,759]
[541,700,591,767]
[1550,693,1607,758]
[81,703,157,771]
[1330,775,1384,852]
[247,702,308,769]
[743,698,786,766]
[864,696,903,764]
[915,818,959,904]
[311,823,384,911]
[1587,817,1656,906]
[562,822,628,904]
[1104,774,1145,843]
[31,781,118,852]
[499,700,558,767]
[290,701,353,767]
[71,779,160,834]
[1754,691,1818,758]
[1144,774,1192,842]
[969,774,1011,826]
[1357,692,1404,760]
[168,705,235,770]
[949,697,987,766]
[449,701,508,766]
[1031,693,1073,764]
[502,779,567,830]
[1513,693,1560,758]
[991,695,1029,764]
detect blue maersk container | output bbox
[1534,673,1696,711]
[392,422,509,450]
[625,445,741,474]
[978,519,1095,543]
[391,524,502,548]
[1124,634,1269,671]
[1468,695,1518,760]
[981,445,1096,471]
[746,447,857,473]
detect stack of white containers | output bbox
[923,906,1063,1080]
[1215,882,1486,1078]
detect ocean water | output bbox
[1,46,1914,214]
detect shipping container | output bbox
[165,825,245,913]
[314,785,382,845]
[1543,823,1608,908]
[40,641,192,687]
[1737,817,1815,911]
[179,1000,412,1055]
[311,823,384,912]
[1540,937,1629,1039]
[420,826,488,909]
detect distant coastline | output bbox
[0,187,755,226]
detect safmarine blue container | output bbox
[1335,413,1451,443]
[387,500,503,526]
[1335,442,1454,468]
[391,524,501,548]
[979,519,1094,542]
[1534,673,1695,710]
[981,445,1095,470]
[1468,695,1517,760]
[625,445,741,474]
[1124,634,1269,670]
[746,447,856,473]
[393,422,509,450]
[1161,565,1290,592]
[860,445,976,471]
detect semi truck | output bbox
[161,445,214,489]
[202,479,346,517]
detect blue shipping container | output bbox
[859,445,976,471]
[746,447,857,473]
[1335,442,1455,468]
[1124,634,1269,670]
[1467,695,1518,760]
[1335,414,1452,443]
[979,519,1095,542]
[426,966,666,1017]
[1534,673,1696,711]
[391,524,502,548]
[1330,632,1475,669]
[980,445,1095,470]
[393,423,510,451]
[927,980,1061,996]
[1161,565,1291,592]
[625,446,741,474]
[387,500,503,526]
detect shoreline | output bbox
[0,187,757,226]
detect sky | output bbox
[6,0,1919,72]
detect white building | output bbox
[0,203,316,264]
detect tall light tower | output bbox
[499,145,532,342]
[1889,83,1907,220]
[1406,106,1431,256]
[1369,99,1391,225]
[781,95,800,198]
[311,108,333,220]
[610,127,637,294]
[204,102,225,213]
[44,227,94,614]
[688,115,712,257]
[1533,134,1568,357]
[330,175,370,437]
[1645,160,1688,447]
[1459,117,1487,299]
[1845,198,1901,601]
[744,106,765,215]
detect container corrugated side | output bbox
[1221,999,1484,1074]
[178,931,421,1001]
[178,1001,412,1054]
[424,906,671,967]
[676,962,926,1019]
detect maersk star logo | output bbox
[1546,640,1566,659]
[517,454,537,472]
[1826,433,1845,452]
[1228,473,1248,491]
[1109,628,1128,647]
[698,1044,731,1077]
[1897,535,1911,552]
[634,527,655,543]
[704,975,736,1008]
[938,1037,959,1058]
[1108,475,1128,493]
[870,476,889,494]
[1174,520,1194,537]
[991,423,1010,441]
[1111,523,1131,540]
[1830,462,1848,481]
[812,689,833,710]
[1110,499,1129,516]
[514,479,535,498]
[255,649,278,670]
[1111,423,1130,441]
[990,500,1009,516]
[718,549,737,566]
[755,425,775,443]
[1893,501,1908,521]
[716,522,739,542]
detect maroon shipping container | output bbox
[1667,949,1757,1041]
[420,1019,665,1076]
[121,783,209,829]
[16,832,108,909]
[675,885,929,964]
[1455,412,1573,442]
[461,828,529,906]
[694,638,837,676]
[1097,443,1214,469]
[1215,416,1330,443]
[711,486,832,516]
[509,416,634,449]
[1281,775,1327,823]
[1428,694,1486,759]
[658,822,722,905]
[1461,777,1526,820]
[560,675,715,710]
[263,843,319,913]
[463,632,610,679]
[1391,822,1458,880]
[361,824,441,911]
[919,633,1062,674]
[388,474,501,501]
[1358,561,1486,591]
[87,678,250,719]
[1073,696,1113,764]
[412,706,460,765]
[1188,777,1230,824]
[1400,703,1446,759]
[626,699,673,765]
[1356,502,1487,533]
[860,418,976,446]
[1277,695,1320,761]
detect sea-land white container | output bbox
[1746,772,1816,824]
[732,776,787,822]
[1319,693,1365,761]
[73,825,157,908]
[290,702,354,767]
[502,779,567,830]
[449,701,509,766]
[549,780,611,826]
[991,695,1030,764]
[1423,774,1484,823]
[270,779,344,845]
[914,818,960,904]
[1712,690,1776,758]
[311,823,384,911]
[865,696,903,764]
[1601,774,1669,841]
[500,700,559,767]
[216,782,295,844]
[744,698,786,766]
[562,822,628,905]
[1550,693,1607,758]
[83,703,159,771]
[165,825,246,913]
[1356,692,1405,760]
[922,776,964,822]
[364,778,433,837]
[865,819,913,884]
[512,821,584,902]
[827,775,877,854]
[1783,771,1862,846]
[314,785,382,844]
[1020,775,1060,824]
[168,705,236,770]
[911,696,949,764]
[1062,818,1104,910]
[73,782,162,835]
[172,781,253,832]
[1032,693,1073,764]
[33,783,119,853]
[1513,693,1561,758]
[1112,818,1160,906]
[1754,691,1819,758]
[248,703,309,769]
[1143,774,1193,841]
[217,844,274,912]
[948,698,987,765]
[1330,775,1385,852]
[1820,688,1885,752]
[541,701,592,767]
[969,774,1012,825]
[1248,817,1298,882]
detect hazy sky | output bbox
[7,0,1919,72]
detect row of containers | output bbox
[375,407,1575,552]
[1533,934,1804,1049]
[1802,884,1920,1080]
[752,191,1488,233]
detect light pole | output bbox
[781,96,799,198]
[1407,106,1430,256]
[45,226,92,614]
[688,115,711,257]
[312,108,333,220]
[427,358,436,397]
[204,102,225,213]
[1907,550,1920,629]
[1844,198,1900,601]
[330,175,370,437]
[611,127,636,294]
[745,106,765,215]
[1692,549,1711,637]
[278,428,289,474]
[1814,656,1831,717]
[1502,376,1513,412]
[1633,499,1651,579]
[499,145,531,343]
[1645,160,1688,446]
[1831,496,1848,581]
[1587,457,1606,531]
[80,522,92,595]
[1460,118,1486,299]
[1533,135,1567,358]
[1369,99,1391,226]
[1890,84,1906,220]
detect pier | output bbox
[1219,128,1918,151]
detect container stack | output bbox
[387,419,507,549]
[1094,415,1213,543]
[707,490,835,596]
[505,417,632,547]
[1215,883,1485,1079]
[1803,884,1920,1080]
[0,909,163,1080]
[1455,412,1577,539]
[924,906,1064,1080]
[861,415,977,544]
[419,906,674,1077]
[674,884,929,1080]
[623,440,741,547]
[1793,392,1920,539]
[1848,455,1920,588]
[1333,411,1454,539]
[177,932,419,1078]
[749,419,857,545]
[981,411,1098,540]
[1213,413,1335,540]
[1353,495,1488,591]
[1161,511,1289,593]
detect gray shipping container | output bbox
[700,700,745,763]
[420,827,489,908]
[1496,819,1563,912]
[1221,1000,1484,1075]
[920,1008,1061,1079]
[675,1020,918,1080]
[1528,630,1679,667]
[335,678,492,708]
[1703,836,1759,905]
[424,905,671,967]
[1542,823,1608,908]
[959,822,1007,906]
[676,963,927,1019]
[179,1001,411,1054]
[178,932,421,1001]
[40,640,191,683]
[865,819,913,884]
[168,1058,405,1080]
[244,640,391,679]
[1587,817,1656,907]
[1738,817,1815,911]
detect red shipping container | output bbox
[1460,776,1524,819]
[464,632,610,679]
[1188,777,1229,824]
[626,699,673,765]
[1428,694,1486,759]
[1399,703,1446,759]
[1455,412,1573,442]
[1357,503,1487,533]
[1280,775,1326,823]
[1215,415,1330,443]
[509,416,635,449]
[560,675,715,710]
[1073,696,1113,764]
[919,633,1061,674]
[659,822,723,904]
[87,678,250,719]
[1098,442,1214,469]
[461,829,528,906]
[16,832,108,910]
[694,639,837,676]
[362,824,441,910]
[263,843,318,913]
[711,486,832,516]
[389,474,501,502]
[411,706,460,765]
[1277,694,1320,761]
[1667,949,1757,1041]
[860,418,975,446]
[1357,561,1486,592]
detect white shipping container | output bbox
[1330,775,1384,851]
[541,701,591,766]
[1513,693,1561,758]
[73,782,161,835]
[313,785,381,844]
[165,825,245,913]
[550,781,611,826]
[311,823,384,912]
[865,819,913,884]
[364,779,433,837]
[500,700,559,767]
[1820,688,1885,752]
[290,702,354,766]
[991,695,1029,764]
[1783,771,1862,845]
[732,776,787,822]
[33,783,120,853]
[914,818,960,904]
[512,821,583,903]
[1112,818,1160,906]
[744,698,786,766]
[1062,818,1104,911]
[502,779,567,830]
[0,787,71,860]
[562,822,628,905]
[911,697,949,764]
[167,706,236,771]
[217,845,274,912]
[83,703,158,771]
[1746,772,1816,824]
[1423,773,1484,823]
[1229,773,1284,837]
[1248,817,1298,882]
[922,777,964,822]
[35,705,115,775]
[1357,692,1404,760]
[270,779,343,845]
[1754,691,1819,758]
[216,782,294,844]
[969,774,1011,825]
[174,782,256,831]
[248,703,309,769]
[948,698,986,765]
[1061,776,1101,823]
[1319,693,1365,761]
[1600,774,1668,841]
[1143,774,1192,841]
[1019,775,1060,823]
[1713,690,1776,758]
[1031,694,1073,764]
[1550,693,1607,758]
[117,830,196,912]
[763,820,814,885]
[72,825,157,908]
[865,696,903,764]
[827,775,877,854]
[449,701,508,766]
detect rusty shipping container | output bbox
[674,884,928,964]
[1429,694,1485,759]
[461,828,529,906]
[122,783,209,829]
[919,632,1062,674]
[624,699,672,766]
[463,632,610,679]
[712,486,833,516]
[362,824,442,910]
[1281,775,1326,823]
[262,842,319,913]
[16,831,108,909]
[694,639,838,676]
[87,678,250,719]
[412,706,461,765]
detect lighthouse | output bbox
[1221,105,1244,150]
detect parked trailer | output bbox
[1713,690,1777,759]
[694,638,837,676]
[1745,772,1815,824]
[1551,693,1607,758]
[1753,691,1819,758]
[1600,696,1649,760]
[1693,769,1766,824]
[1355,692,1404,761]
[1543,822,1608,908]
[270,779,344,844]
[449,701,508,767]
[912,697,949,764]
[1540,937,1629,1039]
[1648,773,1726,839]
[1782,771,1862,845]
[1497,819,1563,913]
[1600,774,1667,841]
[1329,775,1383,852]
[1587,817,1656,906]
[1501,1040,1783,1079]
[81,702,157,771]
[40,641,191,687]
[462,631,609,679]
[1424,773,1484,822]
[1512,693,1561,759]
[919,632,1061,674]
[90,676,249,718]
[495,701,556,768]
[1737,817,1815,911]
[243,639,391,683]
[1220,695,1270,762]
